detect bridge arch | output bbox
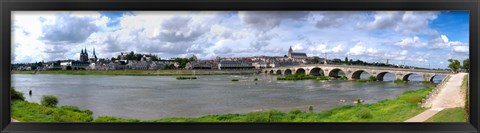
[264,70,268,74]
[351,70,369,80]
[328,68,346,78]
[428,74,438,82]
[284,69,293,75]
[295,68,306,75]
[376,72,395,81]
[269,70,275,74]
[275,70,282,75]
[430,74,450,83]
[402,73,422,81]
[309,67,324,76]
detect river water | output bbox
[12,73,445,120]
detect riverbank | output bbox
[12,70,257,76]
[405,73,467,122]
[11,86,434,122]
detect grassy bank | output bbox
[425,107,466,122]
[11,100,93,122]
[12,70,256,76]
[462,75,469,121]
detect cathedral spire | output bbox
[93,47,97,59]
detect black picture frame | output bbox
[1,0,478,133]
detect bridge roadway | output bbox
[262,64,452,82]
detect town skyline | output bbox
[12,11,469,69]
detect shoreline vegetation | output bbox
[12,70,256,76]
[176,76,197,80]
[11,85,435,122]
[355,76,378,83]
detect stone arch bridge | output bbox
[263,64,452,82]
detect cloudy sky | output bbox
[12,11,469,69]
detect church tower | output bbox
[80,49,84,61]
[79,48,89,62]
[93,48,98,62]
[84,48,89,60]
[288,46,293,58]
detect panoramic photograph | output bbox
[10,11,469,122]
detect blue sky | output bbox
[12,11,469,69]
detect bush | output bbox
[308,106,314,112]
[11,87,25,101]
[60,106,93,115]
[288,109,304,115]
[93,116,140,122]
[231,79,239,82]
[41,95,58,107]
[216,114,240,121]
[338,76,348,80]
[368,76,377,81]
[355,108,373,119]
[405,95,423,104]
[245,112,269,122]
[52,109,93,122]
[394,79,407,84]
[253,78,258,81]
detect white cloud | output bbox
[428,34,467,49]
[238,11,309,32]
[292,43,305,51]
[453,45,469,53]
[440,35,449,42]
[348,43,380,56]
[361,11,439,35]
[394,36,426,48]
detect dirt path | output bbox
[11,118,19,122]
[405,73,467,122]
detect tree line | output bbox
[448,58,469,73]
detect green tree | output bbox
[448,59,461,73]
[30,65,37,70]
[311,57,320,64]
[41,95,58,107]
[11,87,25,101]
[463,58,469,72]
[163,64,175,70]
[345,57,349,65]
[174,58,190,69]
[135,54,143,61]
[151,55,159,61]
[125,51,135,60]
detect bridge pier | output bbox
[423,73,435,82]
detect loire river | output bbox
[12,73,445,120]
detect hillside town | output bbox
[12,46,430,71]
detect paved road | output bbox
[405,73,467,122]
